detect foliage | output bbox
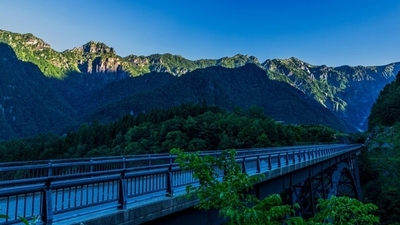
[365,71,400,222]
[362,123,400,224]
[0,103,339,162]
[19,215,41,225]
[171,148,302,225]
[0,210,41,225]
[369,71,400,130]
[171,148,379,225]
[0,212,8,220]
[309,196,379,225]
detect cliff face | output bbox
[65,42,130,82]
[262,58,400,130]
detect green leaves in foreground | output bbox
[170,148,380,225]
[309,196,379,225]
[171,148,301,225]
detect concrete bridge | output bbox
[0,144,362,225]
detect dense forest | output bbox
[360,71,400,224]
[369,71,400,129]
[0,103,338,162]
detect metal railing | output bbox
[0,144,362,224]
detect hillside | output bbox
[362,71,400,224]
[263,58,400,130]
[368,71,400,129]
[0,43,77,139]
[89,64,352,132]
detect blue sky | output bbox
[0,0,399,66]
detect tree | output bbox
[310,196,379,225]
[171,148,302,225]
[170,148,380,225]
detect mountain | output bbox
[0,41,353,140]
[263,58,400,130]
[89,64,353,132]
[0,29,399,136]
[0,43,77,139]
[0,30,259,79]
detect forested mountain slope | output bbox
[361,71,400,224]
[0,43,77,139]
[89,64,352,132]
[1,29,398,131]
[0,41,353,139]
[1,29,399,138]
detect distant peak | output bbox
[0,30,51,49]
[81,41,116,55]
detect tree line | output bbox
[0,103,338,162]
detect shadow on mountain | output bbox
[88,64,356,132]
[0,41,356,140]
[0,42,77,139]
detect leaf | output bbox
[18,216,29,225]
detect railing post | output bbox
[47,161,53,176]
[268,154,272,170]
[148,155,152,166]
[90,158,94,173]
[242,158,246,173]
[118,170,127,210]
[166,165,174,197]
[286,152,289,165]
[41,178,53,225]
[293,152,296,163]
[122,157,126,169]
[278,153,281,167]
[256,156,261,173]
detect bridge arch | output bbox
[328,161,361,200]
[288,157,362,217]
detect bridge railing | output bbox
[0,144,345,185]
[0,144,362,225]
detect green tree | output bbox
[310,196,379,225]
[171,148,379,225]
[171,148,302,225]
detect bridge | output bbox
[0,144,362,225]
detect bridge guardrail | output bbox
[0,144,362,225]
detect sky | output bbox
[0,0,399,67]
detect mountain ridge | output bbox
[0,29,399,131]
